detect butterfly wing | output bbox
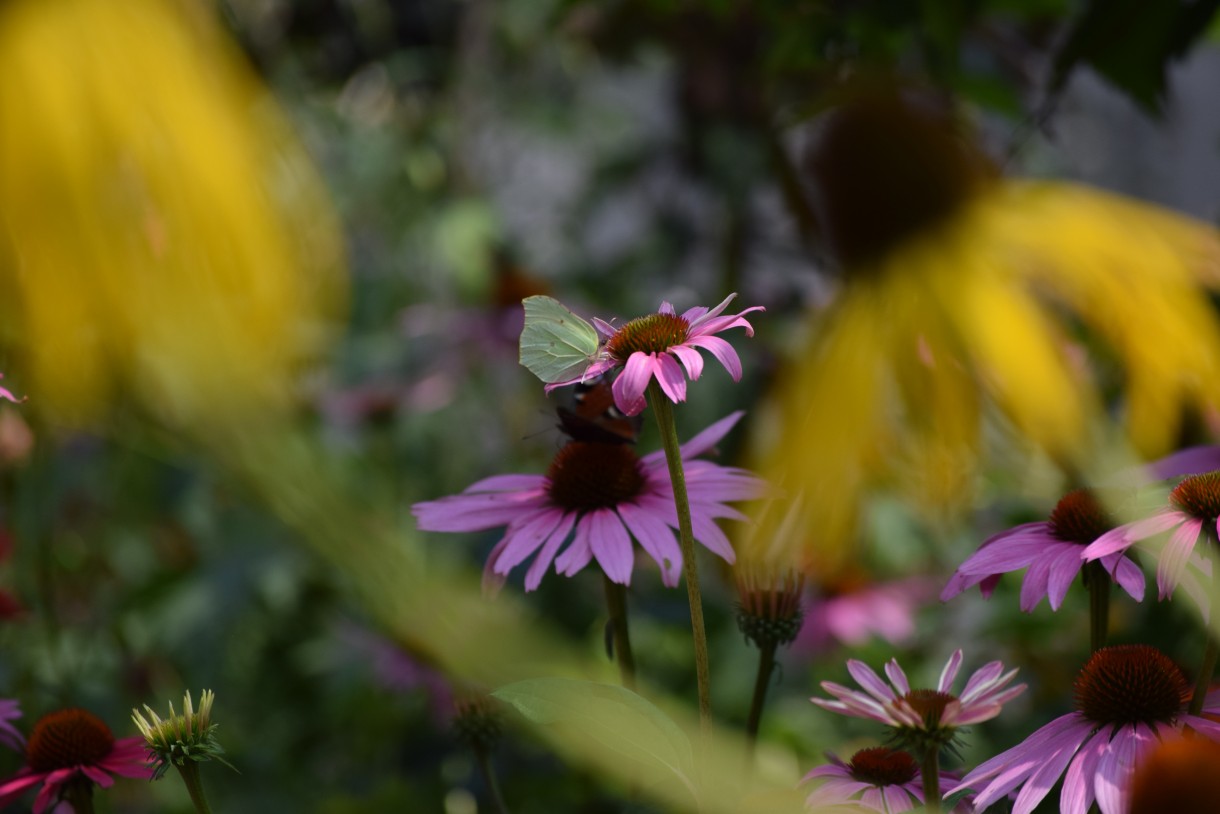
[557,376,641,444]
[519,296,601,383]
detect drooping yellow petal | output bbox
[0,0,345,424]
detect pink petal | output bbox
[652,353,688,404]
[659,301,677,315]
[1020,553,1055,612]
[464,473,550,492]
[885,660,911,695]
[689,512,736,562]
[612,353,657,416]
[846,660,896,703]
[494,510,568,574]
[1105,553,1146,602]
[617,503,681,587]
[1011,726,1090,814]
[669,345,704,380]
[682,293,735,326]
[1094,724,1154,814]
[1148,446,1220,479]
[956,715,1092,808]
[586,508,634,585]
[684,334,743,381]
[523,511,577,591]
[677,411,744,458]
[1060,726,1106,814]
[1157,518,1203,599]
[938,650,963,692]
[80,765,114,786]
[412,488,549,532]
[555,518,594,576]
[1046,545,1087,610]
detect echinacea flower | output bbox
[812,650,1024,756]
[951,644,1220,814]
[547,294,764,417]
[132,689,232,781]
[803,747,969,813]
[412,412,766,590]
[758,86,1220,568]
[734,565,805,650]
[0,699,23,752]
[1083,471,1220,604]
[0,708,153,813]
[794,575,935,655]
[942,489,1145,612]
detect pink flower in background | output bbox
[1083,471,1220,604]
[413,412,766,590]
[942,489,1144,611]
[0,699,23,752]
[812,650,1024,750]
[1146,445,1220,480]
[794,576,934,654]
[547,294,764,416]
[804,747,969,813]
[952,645,1220,814]
[0,708,152,813]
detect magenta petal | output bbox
[494,510,568,573]
[685,334,742,381]
[612,353,655,416]
[689,512,736,562]
[1046,545,1086,610]
[617,503,682,587]
[1105,553,1145,602]
[523,511,577,591]
[846,660,895,703]
[885,660,911,695]
[1157,519,1202,599]
[586,508,633,585]
[81,765,114,786]
[669,344,704,380]
[1020,553,1055,611]
[937,650,963,692]
[1060,727,1106,814]
[555,518,594,576]
[1148,445,1220,479]
[682,293,734,326]
[1011,726,1089,814]
[1094,724,1154,814]
[652,353,687,404]
[677,411,744,459]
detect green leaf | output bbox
[492,677,698,799]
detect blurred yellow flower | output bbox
[0,0,345,424]
[757,91,1220,568]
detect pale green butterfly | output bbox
[519,296,601,383]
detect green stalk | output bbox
[1084,560,1109,653]
[1191,530,1220,716]
[62,780,95,814]
[603,576,637,691]
[647,381,712,731]
[744,640,776,749]
[175,762,215,814]
[474,744,511,814]
[920,748,940,813]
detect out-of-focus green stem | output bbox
[647,381,712,732]
[920,748,940,813]
[62,780,95,814]
[474,744,510,814]
[603,576,636,690]
[1084,560,1109,653]
[176,762,214,814]
[744,641,776,749]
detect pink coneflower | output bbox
[803,747,969,813]
[547,294,764,417]
[0,699,23,752]
[942,489,1145,612]
[1083,472,1220,603]
[0,708,153,813]
[812,650,1025,754]
[951,644,1220,814]
[412,412,766,590]
[795,575,935,655]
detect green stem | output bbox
[474,745,511,814]
[1085,560,1109,653]
[744,640,776,749]
[175,762,214,814]
[647,381,712,731]
[61,779,95,814]
[603,576,637,691]
[1191,531,1220,716]
[920,748,941,813]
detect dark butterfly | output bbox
[557,376,642,445]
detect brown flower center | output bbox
[26,708,115,772]
[1049,488,1116,545]
[605,313,689,361]
[1170,472,1220,522]
[900,689,955,727]
[846,746,919,787]
[546,442,645,511]
[1073,645,1189,726]
[803,91,990,270]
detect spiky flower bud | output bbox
[132,689,233,781]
